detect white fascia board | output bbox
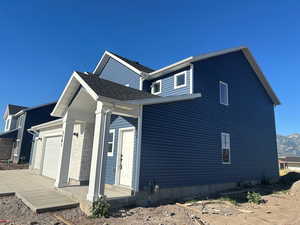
[93,51,147,77]
[124,93,202,106]
[73,72,99,100]
[147,57,193,80]
[29,118,63,131]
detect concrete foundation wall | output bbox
[0,138,13,160]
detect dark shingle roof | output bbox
[7,104,27,115]
[77,72,159,101]
[109,52,154,73]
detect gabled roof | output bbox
[52,71,159,117]
[93,51,154,76]
[3,104,27,120]
[92,47,280,105]
[7,104,27,115]
[77,72,157,101]
[13,102,57,117]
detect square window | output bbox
[174,72,187,89]
[151,80,162,94]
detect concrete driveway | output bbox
[0,170,78,212]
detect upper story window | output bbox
[107,129,115,157]
[219,81,229,106]
[5,119,10,131]
[17,115,24,128]
[174,72,187,89]
[151,80,162,95]
[221,132,231,164]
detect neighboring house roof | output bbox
[77,72,158,101]
[3,104,27,120]
[0,128,18,139]
[93,47,281,105]
[14,101,57,117]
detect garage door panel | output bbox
[42,136,62,179]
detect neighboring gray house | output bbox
[29,46,280,208]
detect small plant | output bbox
[90,196,110,218]
[246,192,262,204]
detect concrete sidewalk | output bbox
[0,170,78,212]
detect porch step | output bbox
[16,189,79,213]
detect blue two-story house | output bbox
[29,46,280,209]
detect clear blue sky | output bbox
[0,1,299,135]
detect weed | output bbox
[90,196,110,218]
[246,192,263,204]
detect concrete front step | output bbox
[15,190,79,213]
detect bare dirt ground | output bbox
[0,161,28,170]
[1,171,300,225]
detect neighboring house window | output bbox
[17,115,24,128]
[221,133,231,164]
[5,119,10,130]
[174,71,187,89]
[125,84,130,87]
[107,129,115,157]
[220,81,229,105]
[151,80,162,95]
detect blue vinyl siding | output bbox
[105,115,138,186]
[139,51,278,190]
[99,58,141,90]
[147,66,191,96]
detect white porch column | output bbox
[87,101,112,202]
[55,113,75,188]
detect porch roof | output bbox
[76,72,158,101]
[0,128,18,139]
[51,71,158,117]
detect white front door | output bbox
[42,136,62,179]
[119,128,135,187]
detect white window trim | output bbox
[221,132,231,164]
[108,129,115,157]
[219,81,229,106]
[174,71,187,89]
[151,80,162,95]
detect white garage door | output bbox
[42,136,62,179]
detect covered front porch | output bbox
[29,71,155,206]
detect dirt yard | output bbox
[1,172,300,225]
[0,160,28,170]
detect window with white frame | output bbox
[221,133,231,164]
[219,81,229,105]
[107,129,115,156]
[17,115,24,128]
[174,72,187,89]
[151,80,162,94]
[5,119,10,130]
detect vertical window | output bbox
[221,133,231,164]
[17,115,24,128]
[220,81,229,105]
[107,129,115,156]
[5,119,10,130]
[174,72,187,89]
[151,80,162,95]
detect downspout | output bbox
[27,129,39,169]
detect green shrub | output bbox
[90,196,110,218]
[246,192,262,204]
